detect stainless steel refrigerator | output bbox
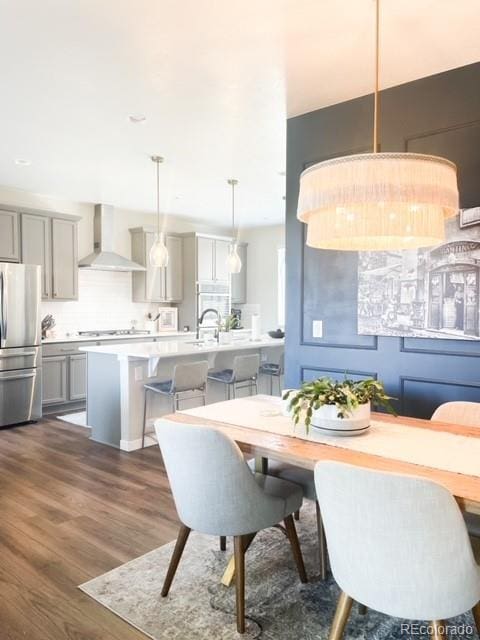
[0,263,42,426]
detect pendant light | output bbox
[297,0,459,251]
[226,178,242,273]
[149,155,169,267]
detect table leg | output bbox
[221,533,256,587]
[254,456,269,474]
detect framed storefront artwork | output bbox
[357,214,480,341]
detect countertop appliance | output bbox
[0,263,42,427]
[77,329,151,337]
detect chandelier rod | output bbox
[373,0,380,153]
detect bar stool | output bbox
[208,353,260,400]
[142,360,209,448]
[259,352,284,395]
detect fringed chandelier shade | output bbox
[297,0,459,251]
[299,153,459,251]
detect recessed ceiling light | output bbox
[128,114,146,124]
[14,158,31,166]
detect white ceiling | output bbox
[1,0,480,226]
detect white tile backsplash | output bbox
[41,270,160,336]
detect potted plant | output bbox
[283,377,395,436]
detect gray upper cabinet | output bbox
[13,209,79,301]
[196,236,231,283]
[165,235,183,301]
[0,210,20,262]
[21,214,51,299]
[231,242,248,304]
[197,236,215,281]
[130,227,183,302]
[52,218,78,300]
[214,239,230,283]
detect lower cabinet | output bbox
[42,356,68,405]
[69,354,87,400]
[42,354,86,406]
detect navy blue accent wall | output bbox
[285,63,480,417]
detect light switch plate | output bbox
[312,320,323,338]
[134,366,144,382]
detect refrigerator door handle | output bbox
[0,271,6,348]
[0,371,36,381]
[0,350,38,358]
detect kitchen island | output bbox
[81,336,284,451]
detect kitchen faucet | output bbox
[196,308,222,341]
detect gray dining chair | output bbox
[259,352,285,395]
[155,418,307,634]
[314,461,480,640]
[142,360,208,448]
[248,458,328,579]
[208,353,260,400]
[432,401,480,538]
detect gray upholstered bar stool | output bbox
[259,352,284,395]
[208,353,260,400]
[142,360,208,448]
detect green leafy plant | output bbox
[283,377,396,430]
[220,314,239,332]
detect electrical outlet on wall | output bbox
[134,366,144,382]
[312,320,323,338]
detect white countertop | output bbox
[42,331,193,344]
[80,335,284,359]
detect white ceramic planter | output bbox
[218,331,232,345]
[311,402,371,436]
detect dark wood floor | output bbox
[0,417,179,639]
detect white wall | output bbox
[238,224,285,333]
[0,185,229,336]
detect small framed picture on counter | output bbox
[158,307,178,331]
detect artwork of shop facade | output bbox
[357,209,480,341]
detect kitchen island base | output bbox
[83,338,284,451]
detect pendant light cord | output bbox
[231,180,235,238]
[156,159,160,239]
[373,0,380,153]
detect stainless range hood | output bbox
[78,204,146,272]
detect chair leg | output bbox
[220,536,226,551]
[294,509,300,521]
[269,374,273,395]
[328,591,353,640]
[430,620,446,640]
[473,601,480,635]
[357,603,367,615]
[232,383,236,399]
[316,500,328,580]
[161,525,191,597]
[284,514,308,583]
[141,389,148,449]
[234,535,246,634]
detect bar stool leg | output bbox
[232,383,236,399]
[269,374,273,395]
[171,394,176,413]
[142,388,148,449]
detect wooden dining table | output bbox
[166,395,480,516]
[164,394,480,587]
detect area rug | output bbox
[79,502,477,639]
[57,411,90,428]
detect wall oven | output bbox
[197,282,231,329]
